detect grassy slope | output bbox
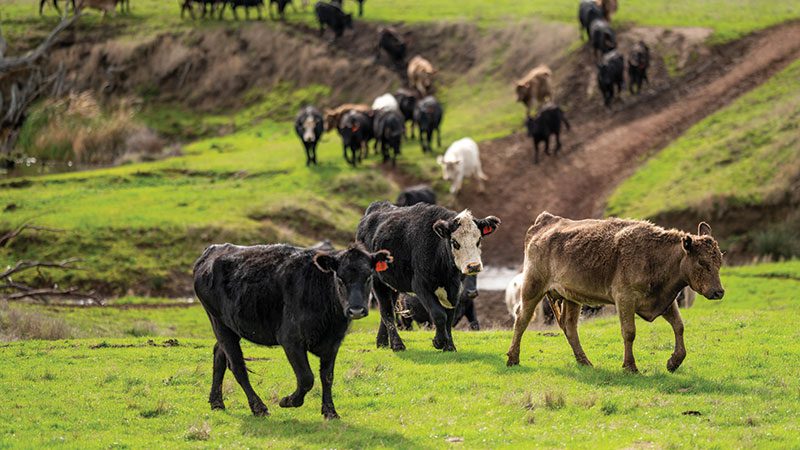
[606,58,800,219]
[1,263,799,448]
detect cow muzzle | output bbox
[465,262,482,276]
[346,305,368,319]
[465,289,479,299]
[705,288,725,300]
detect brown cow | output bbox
[515,65,553,116]
[407,55,436,97]
[596,0,617,20]
[323,103,371,132]
[506,213,724,373]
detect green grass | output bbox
[1,263,799,448]
[2,0,799,46]
[606,58,800,220]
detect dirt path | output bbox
[459,21,800,268]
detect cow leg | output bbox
[562,300,593,366]
[410,120,415,139]
[543,136,551,156]
[209,342,227,409]
[554,131,562,155]
[280,343,314,408]
[373,280,405,351]
[214,322,269,416]
[507,278,545,366]
[533,140,540,164]
[312,143,318,165]
[616,297,639,373]
[662,301,686,372]
[436,127,442,149]
[319,344,341,419]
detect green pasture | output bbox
[1,262,799,448]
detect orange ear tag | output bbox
[375,261,389,272]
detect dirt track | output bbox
[458,21,800,268]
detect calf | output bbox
[394,88,418,138]
[507,213,724,373]
[357,201,500,351]
[590,19,616,57]
[194,243,392,419]
[413,95,443,153]
[407,55,436,96]
[377,27,407,67]
[437,137,488,195]
[515,65,553,116]
[628,41,650,95]
[219,0,265,20]
[578,0,602,41]
[315,1,352,40]
[324,103,371,132]
[294,106,324,166]
[524,103,571,164]
[597,50,624,107]
[337,109,373,166]
[396,184,436,206]
[372,109,404,166]
[397,275,480,331]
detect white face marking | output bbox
[450,210,483,275]
[302,116,316,142]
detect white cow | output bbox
[436,138,488,194]
[371,93,400,112]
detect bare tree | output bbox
[0,16,78,154]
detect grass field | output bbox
[606,58,800,221]
[3,0,799,43]
[1,262,799,448]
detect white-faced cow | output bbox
[507,213,724,373]
[294,106,324,166]
[357,201,500,351]
[193,243,392,419]
[436,137,488,195]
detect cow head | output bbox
[313,246,393,319]
[516,82,531,103]
[435,155,460,182]
[433,210,501,275]
[302,116,317,143]
[680,222,725,300]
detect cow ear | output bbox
[682,235,693,254]
[475,216,501,236]
[371,250,393,272]
[313,252,338,273]
[433,219,452,239]
[698,222,712,236]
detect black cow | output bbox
[193,243,392,419]
[394,89,418,138]
[40,0,76,15]
[597,50,624,107]
[396,184,436,206]
[294,106,324,166]
[357,201,500,352]
[413,96,443,153]
[331,0,364,16]
[377,27,406,67]
[628,41,650,95]
[372,109,404,166]
[315,2,352,40]
[337,110,373,166]
[524,104,571,164]
[590,19,616,57]
[219,0,264,20]
[578,0,602,41]
[397,275,480,331]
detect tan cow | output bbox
[323,103,371,132]
[515,65,553,116]
[506,212,724,373]
[407,55,437,97]
[76,0,116,15]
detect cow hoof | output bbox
[279,395,304,408]
[506,357,520,367]
[576,356,593,367]
[251,403,270,417]
[322,405,340,420]
[667,355,685,373]
[623,364,640,374]
[442,344,456,352]
[210,399,226,410]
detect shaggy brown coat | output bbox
[407,55,437,97]
[515,65,553,115]
[323,103,371,132]
[506,212,724,373]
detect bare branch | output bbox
[0,221,63,247]
[0,258,82,279]
[0,15,79,73]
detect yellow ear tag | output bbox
[435,287,454,309]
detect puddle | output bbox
[477,266,519,291]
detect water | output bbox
[1,156,80,179]
[478,266,520,291]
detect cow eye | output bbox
[451,239,461,250]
